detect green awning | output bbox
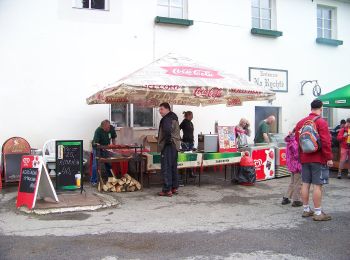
[319,84,350,108]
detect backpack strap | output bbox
[312,116,321,122]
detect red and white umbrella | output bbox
[86,54,275,107]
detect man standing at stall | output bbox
[254,115,276,144]
[91,119,117,185]
[295,99,333,221]
[158,102,181,197]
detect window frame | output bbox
[157,0,188,19]
[72,0,110,11]
[251,0,276,30]
[322,107,333,127]
[110,104,157,129]
[317,5,337,39]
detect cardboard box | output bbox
[143,135,158,152]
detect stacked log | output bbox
[98,174,141,192]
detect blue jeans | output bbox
[91,148,112,184]
[161,144,178,192]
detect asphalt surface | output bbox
[1,171,350,260]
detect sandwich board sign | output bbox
[16,155,59,210]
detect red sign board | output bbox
[16,155,58,210]
[279,148,287,166]
[16,156,41,209]
[252,148,275,181]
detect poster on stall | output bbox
[252,148,275,181]
[217,126,237,152]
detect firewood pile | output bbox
[98,174,142,192]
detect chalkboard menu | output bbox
[19,168,39,193]
[55,140,83,190]
[4,154,28,182]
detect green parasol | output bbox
[319,84,350,108]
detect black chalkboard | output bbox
[55,141,83,190]
[19,168,39,193]
[4,154,29,182]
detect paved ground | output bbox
[1,171,350,260]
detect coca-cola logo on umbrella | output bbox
[161,66,223,79]
[193,87,223,98]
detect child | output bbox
[281,129,303,207]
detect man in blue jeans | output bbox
[157,103,181,197]
[91,119,117,185]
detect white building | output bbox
[0,0,349,150]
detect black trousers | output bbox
[161,144,179,192]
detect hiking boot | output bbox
[281,197,291,205]
[158,191,173,197]
[337,173,342,179]
[292,201,303,207]
[313,212,332,221]
[302,210,315,218]
[171,188,178,195]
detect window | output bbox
[322,107,333,126]
[73,0,109,10]
[317,6,336,39]
[157,0,187,19]
[252,0,273,30]
[111,104,156,128]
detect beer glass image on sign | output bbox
[19,168,39,193]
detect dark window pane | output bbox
[133,105,153,127]
[111,104,127,127]
[82,0,89,8]
[91,0,105,10]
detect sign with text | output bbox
[217,126,237,152]
[249,67,288,93]
[2,137,31,182]
[16,155,58,209]
[251,148,275,181]
[55,140,83,190]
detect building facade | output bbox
[0,0,349,150]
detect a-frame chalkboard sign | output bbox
[55,140,83,193]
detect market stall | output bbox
[86,54,276,190]
[319,83,350,170]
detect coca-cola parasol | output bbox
[86,54,275,107]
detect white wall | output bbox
[0,0,349,151]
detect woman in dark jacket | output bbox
[180,111,194,151]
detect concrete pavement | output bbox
[0,173,349,259]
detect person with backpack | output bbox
[336,118,350,179]
[281,129,302,207]
[295,99,333,221]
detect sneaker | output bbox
[337,173,342,179]
[313,212,332,221]
[302,210,315,218]
[171,188,178,195]
[281,197,291,205]
[292,201,303,207]
[158,191,173,197]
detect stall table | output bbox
[96,145,144,190]
[144,152,242,186]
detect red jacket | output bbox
[337,127,350,149]
[295,113,333,164]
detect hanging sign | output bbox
[16,155,59,209]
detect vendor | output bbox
[235,118,251,147]
[254,115,276,144]
[180,111,194,151]
[91,120,117,185]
